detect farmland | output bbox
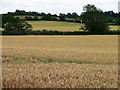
[27,21,83,31]
[27,21,119,31]
[2,35,118,88]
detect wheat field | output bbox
[2,35,118,88]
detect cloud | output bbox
[0,0,119,14]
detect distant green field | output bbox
[27,21,119,32]
[109,25,119,31]
[27,21,84,31]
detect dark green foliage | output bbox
[81,4,109,33]
[59,13,66,21]
[31,30,64,35]
[104,11,120,24]
[25,16,32,20]
[2,14,32,31]
[40,13,58,21]
[2,30,119,35]
[41,13,52,21]
[115,18,120,25]
[2,30,31,35]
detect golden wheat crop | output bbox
[2,35,118,88]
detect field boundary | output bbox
[1,30,120,35]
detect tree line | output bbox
[4,9,120,24]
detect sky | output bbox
[0,0,119,15]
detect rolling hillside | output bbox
[27,21,119,31]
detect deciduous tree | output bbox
[81,4,109,33]
[2,14,32,31]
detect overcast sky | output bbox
[0,0,119,15]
